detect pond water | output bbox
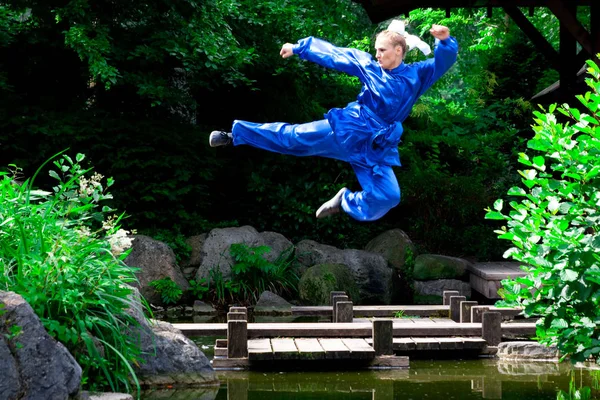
[140,359,599,399]
[140,335,600,400]
[147,314,599,399]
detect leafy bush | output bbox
[0,152,145,393]
[485,60,600,362]
[200,243,299,307]
[149,278,183,305]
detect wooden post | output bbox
[471,306,490,323]
[482,312,502,346]
[449,296,466,322]
[227,378,248,400]
[227,320,248,358]
[336,301,353,323]
[372,319,394,356]
[332,295,348,323]
[559,2,578,101]
[443,290,459,306]
[330,291,346,306]
[330,291,346,321]
[228,312,246,321]
[460,301,478,323]
[229,307,247,320]
[482,377,502,399]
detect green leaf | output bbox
[485,211,505,220]
[560,269,578,282]
[532,156,545,170]
[550,318,568,329]
[493,199,503,211]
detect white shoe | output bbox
[209,131,233,147]
[316,187,348,219]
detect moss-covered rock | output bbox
[364,229,416,271]
[298,263,360,305]
[413,254,471,281]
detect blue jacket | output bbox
[293,36,459,167]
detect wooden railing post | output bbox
[227,308,248,359]
[471,306,490,323]
[336,301,353,323]
[482,312,502,346]
[449,296,466,322]
[443,290,460,306]
[332,295,348,323]
[460,301,478,323]
[372,319,394,356]
[330,291,346,321]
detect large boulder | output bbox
[414,279,471,299]
[126,288,218,387]
[0,291,82,399]
[254,291,293,315]
[497,341,560,361]
[195,226,295,280]
[124,235,190,306]
[364,229,416,271]
[298,264,361,305]
[413,254,471,281]
[296,240,394,304]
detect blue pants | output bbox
[232,119,400,221]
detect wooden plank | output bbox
[341,338,375,359]
[368,355,410,369]
[212,357,249,369]
[462,338,487,349]
[411,338,440,351]
[318,338,351,359]
[248,339,273,360]
[548,0,595,56]
[436,337,462,350]
[271,338,298,360]
[295,338,326,360]
[173,321,535,338]
[501,323,537,336]
[291,305,449,317]
[393,338,417,351]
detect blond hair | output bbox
[376,31,407,59]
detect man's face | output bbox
[375,36,402,70]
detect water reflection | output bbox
[140,360,600,400]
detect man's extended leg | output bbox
[230,119,343,159]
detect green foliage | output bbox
[203,243,299,307]
[149,278,183,305]
[188,278,209,300]
[485,60,600,363]
[0,152,145,393]
[556,371,597,400]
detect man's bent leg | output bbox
[341,163,400,221]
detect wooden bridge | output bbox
[174,291,537,370]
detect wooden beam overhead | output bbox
[548,0,594,57]
[503,6,561,70]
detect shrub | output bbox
[0,152,145,393]
[485,60,600,362]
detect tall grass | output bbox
[0,151,145,394]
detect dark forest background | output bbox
[0,1,592,260]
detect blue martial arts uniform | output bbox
[232,35,459,221]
